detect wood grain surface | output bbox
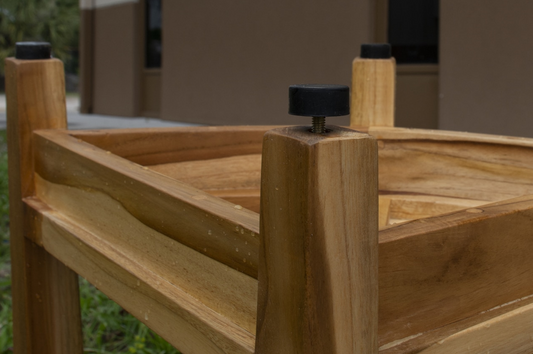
[74,125,533,203]
[378,195,533,345]
[33,129,260,278]
[415,301,533,354]
[149,154,261,191]
[208,189,261,213]
[380,293,533,353]
[25,193,256,354]
[146,152,483,222]
[380,194,484,227]
[26,123,533,353]
[256,126,379,354]
[5,57,83,354]
[351,57,395,127]
[71,126,275,165]
[369,127,533,201]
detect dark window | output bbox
[388,0,439,64]
[145,0,162,68]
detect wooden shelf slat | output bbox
[71,126,273,165]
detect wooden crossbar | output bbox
[71,126,272,165]
[34,129,260,278]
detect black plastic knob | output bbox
[360,44,391,59]
[289,84,350,117]
[16,42,51,60]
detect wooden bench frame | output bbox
[7,55,533,354]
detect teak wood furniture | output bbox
[7,42,533,354]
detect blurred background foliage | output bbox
[0,0,79,76]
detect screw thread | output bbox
[312,116,326,134]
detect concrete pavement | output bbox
[0,94,202,130]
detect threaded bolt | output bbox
[312,117,326,134]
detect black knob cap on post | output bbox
[15,42,52,60]
[289,84,350,134]
[360,43,391,59]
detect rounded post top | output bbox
[16,42,52,60]
[289,84,350,117]
[360,43,391,59]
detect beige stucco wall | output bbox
[161,0,373,125]
[440,0,533,137]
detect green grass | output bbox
[79,278,179,354]
[0,131,13,354]
[0,130,180,354]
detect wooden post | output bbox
[6,43,83,353]
[351,43,396,127]
[255,125,379,354]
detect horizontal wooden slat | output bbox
[25,193,257,354]
[149,154,262,191]
[148,154,262,212]
[146,152,483,218]
[211,193,484,228]
[74,125,533,202]
[72,126,533,202]
[378,195,533,345]
[414,301,533,354]
[370,127,533,201]
[70,126,274,165]
[380,294,533,353]
[369,126,533,148]
[33,130,260,278]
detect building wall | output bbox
[373,0,439,130]
[160,0,373,125]
[396,65,439,129]
[440,0,533,137]
[79,8,94,113]
[81,0,140,117]
[82,1,533,134]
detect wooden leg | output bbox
[255,126,379,354]
[6,55,83,353]
[350,55,396,127]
